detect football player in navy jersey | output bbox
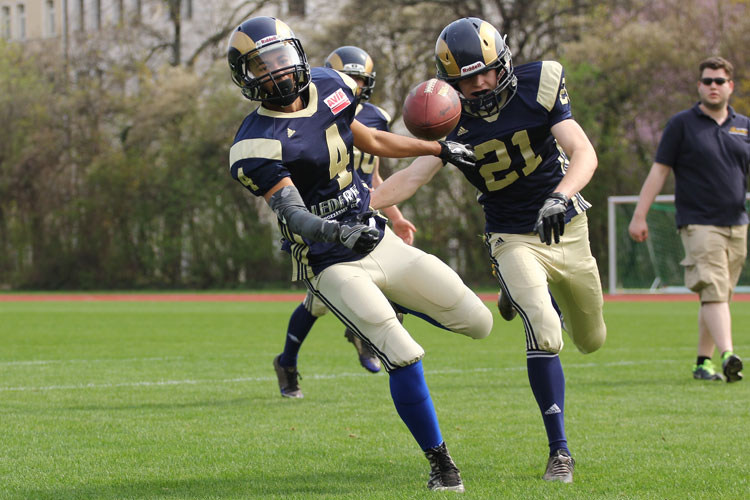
[275,46,416,383]
[227,17,492,492]
[372,17,607,483]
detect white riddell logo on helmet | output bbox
[257,35,280,48]
[461,61,485,74]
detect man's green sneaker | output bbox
[692,359,724,381]
[721,352,744,383]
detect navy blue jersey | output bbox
[445,60,590,233]
[352,103,391,187]
[229,67,385,280]
[655,103,750,227]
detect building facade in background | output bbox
[0,0,307,64]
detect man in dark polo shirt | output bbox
[629,56,749,383]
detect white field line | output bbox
[0,359,677,393]
[0,356,184,366]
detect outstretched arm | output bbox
[628,162,671,242]
[352,119,441,158]
[371,155,444,210]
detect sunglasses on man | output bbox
[700,77,730,85]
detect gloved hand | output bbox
[534,192,569,245]
[337,223,380,254]
[438,140,476,169]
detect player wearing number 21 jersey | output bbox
[372,17,607,484]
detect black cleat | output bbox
[273,354,303,398]
[722,353,744,383]
[344,328,381,373]
[692,360,724,381]
[497,290,517,321]
[543,449,575,483]
[424,442,464,492]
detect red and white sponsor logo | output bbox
[257,35,280,48]
[324,88,351,115]
[461,61,485,74]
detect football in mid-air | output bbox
[402,79,461,140]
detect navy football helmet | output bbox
[435,17,516,116]
[324,46,376,102]
[227,16,310,106]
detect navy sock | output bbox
[697,356,711,366]
[527,352,568,455]
[279,303,317,367]
[389,361,443,450]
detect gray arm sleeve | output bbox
[267,185,340,243]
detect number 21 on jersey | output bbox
[474,129,542,191]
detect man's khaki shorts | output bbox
[679,224,748,302]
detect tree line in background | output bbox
[1,0,749,290]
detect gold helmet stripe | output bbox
[275,19,293,38]
[327,53,344,71]
[229,30,256,55]
[478,21,499,65]
[436,37,460,77]
[363,55,374,74]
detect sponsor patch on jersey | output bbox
[324,88,351,115]
[461,61,485,75]
[456,126,469,136]
[728,126,748,136]
[287,128,296,137]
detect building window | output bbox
[16,4,25,40]
[1,6,10,39]
[45,0,56,36]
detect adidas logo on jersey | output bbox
[544,403,561,415]
[456,126,469,136]
[287,128,296,138]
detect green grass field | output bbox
[1,299,748,499]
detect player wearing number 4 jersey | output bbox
[372,17,607,484]
[227,16,492,492]
[275,46,416,391]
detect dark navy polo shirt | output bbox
[655,102,750,227]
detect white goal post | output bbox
[607,194,750,295]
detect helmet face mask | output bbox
[435,17,517,117]
[324,46,376,103]
[228,17,310,106]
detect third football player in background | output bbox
[372,17,607,483]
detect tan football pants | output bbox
[305,227,493,371]
[487,212,606,354]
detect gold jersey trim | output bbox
[229,137,282,167]
[537,61,563,112]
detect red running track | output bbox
[1,293,749,302]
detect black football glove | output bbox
[534,192,569,245]
[438,140,476,169]
[337,223,380,254]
